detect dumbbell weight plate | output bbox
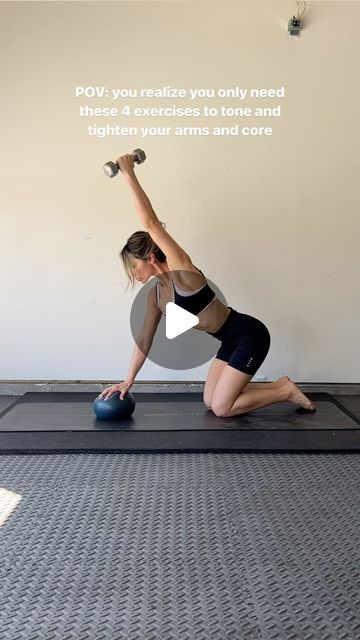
[103,161,119,178]
[132,148,146,165]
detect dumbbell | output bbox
[103,148,146,178]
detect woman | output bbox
[99,154,316,416]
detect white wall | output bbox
[1,1,359,383]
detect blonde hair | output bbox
[120,222,167,290]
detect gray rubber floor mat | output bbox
[0,397,19,414]
[0,452,360,639]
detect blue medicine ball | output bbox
[93,391,136,421]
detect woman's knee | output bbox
[203,392,212,410]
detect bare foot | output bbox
[285,380,316,411]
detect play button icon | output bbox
[129,269,228,370]
[166,302,199,339]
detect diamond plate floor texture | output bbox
[0,452,360,640]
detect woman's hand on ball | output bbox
[98,380,133,401]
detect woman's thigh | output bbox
[204,313,271,408]
[203,358,228,409]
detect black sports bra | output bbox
[155,268,216,315]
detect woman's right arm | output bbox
[126,341,150,384]
[98,288,161,401]
[98,342,150,400]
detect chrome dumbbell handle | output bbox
[103,148,146,178]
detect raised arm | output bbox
[116,154,191,269]
[117,153,158,229]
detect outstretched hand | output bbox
[97,380,133,401]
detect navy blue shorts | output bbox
[207,307,271,376]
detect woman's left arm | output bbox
[116,153,191,267]
[117,154,158,229]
